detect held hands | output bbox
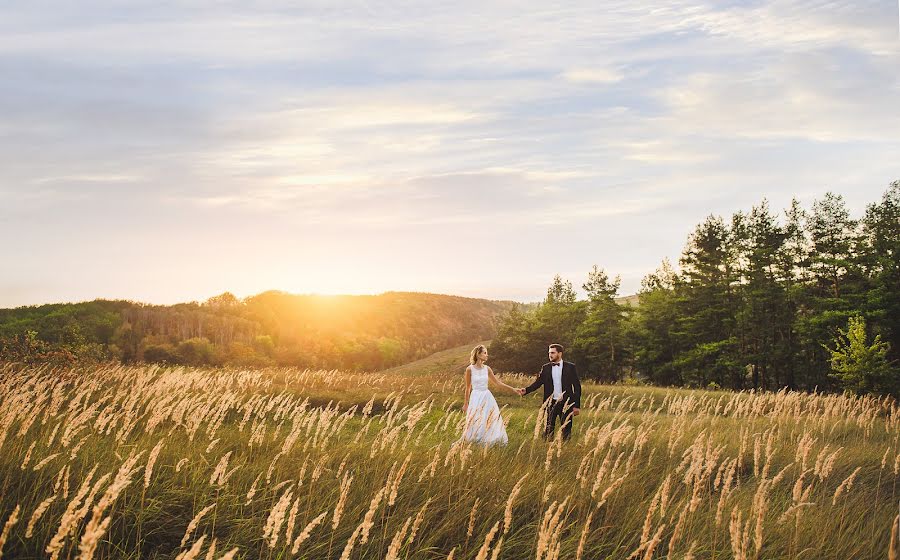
[515,387,526,396]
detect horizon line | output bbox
[0,288,642,311]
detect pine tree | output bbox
[861,181,900,366]
[774,199,809,389]
[801,192,864,390]
[573,266,625,382]
[544,275,577,305]
[675,216,741,388]
[739,201,789,390]
[826,315,895,395]
[628,260,684,386]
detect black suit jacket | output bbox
[523,360,581,409]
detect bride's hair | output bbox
[470,344,487,365]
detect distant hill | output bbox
[383,340,490,377]
[0,291,516,370]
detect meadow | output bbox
[0,351,898,559]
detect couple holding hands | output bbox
[461,343,582,446]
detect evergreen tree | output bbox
[675,216,741,388]
[628,260,683,385]
[826,315,895,395]
[533,274,583,355]
[807,192,861,300]
[573,266,625,382]
[491,185,900,397]
[544,275,578,305]
[800,192,863,390]
[861,181,900,365]
[489,304,541,373]
[774,199,809,389]
[739,201,789,390]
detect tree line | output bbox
[0,291,513,370]
[490,181,900,396]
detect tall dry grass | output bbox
[0,360,897,558]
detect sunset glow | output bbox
[1,2,898,306]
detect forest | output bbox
[490,181,900,396]
[3,182,898,397]
[0,291,513,370]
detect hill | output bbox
[615,293,640,306]
[383,340,490,376]
[0,291,516,370]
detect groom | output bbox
[517,344,581,441]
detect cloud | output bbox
[32,174,143,184]
[562,67,625,84]
[654,51,900,143]
[672,0,898,55]
[0,0,898,306]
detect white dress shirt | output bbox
[550,361,563,400]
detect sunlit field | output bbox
[1,358,898,559]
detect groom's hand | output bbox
[516,388,525,396]
[572,407,580,416]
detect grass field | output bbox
[382,342,490,377]
[0,348,898,559]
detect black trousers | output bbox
[544,398,574,441]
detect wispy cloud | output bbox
[562,67,625,84]
[0,0,897,306]
[33,174,144,184]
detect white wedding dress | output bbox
[462,364,508,446]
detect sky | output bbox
[1,1,898,307]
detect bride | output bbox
[461,345,518,446]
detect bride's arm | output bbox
[463,367,472,412]
[487,367,518,394]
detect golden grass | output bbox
[0,360,897,559]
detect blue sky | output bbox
[1,1,898,307]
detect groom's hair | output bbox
[549,344,564,354]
